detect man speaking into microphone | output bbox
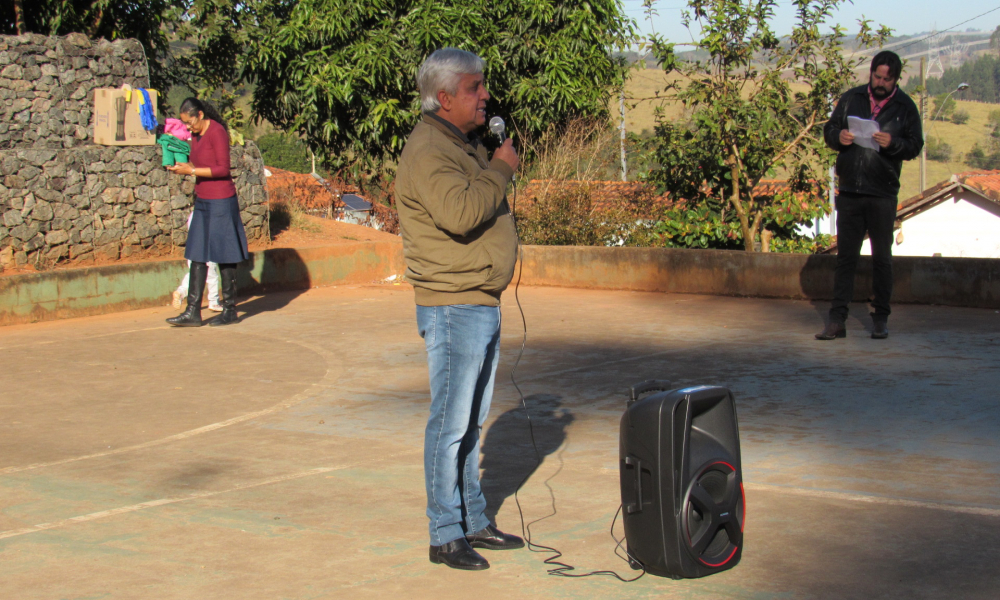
[396,47,522,571]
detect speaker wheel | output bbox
[683,460,744,568]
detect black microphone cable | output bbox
[502,160,645,582]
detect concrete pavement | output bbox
[2,284,999,599]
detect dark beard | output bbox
[871,85,892,99]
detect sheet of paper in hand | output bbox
[847,116,881,151]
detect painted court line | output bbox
[1,329,349,477]
[747,482,1000,518]
[0,450,420,541]
[0,385,329,476]
[0,325,170,351]
[5,463,994,542]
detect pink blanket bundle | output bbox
[164,118,192,141]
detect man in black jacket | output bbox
[816,51,923,340]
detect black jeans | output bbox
[830,193,896,323]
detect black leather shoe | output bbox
[166,304,202,327]
[429,538,489,570]
[167,262,207,327]
[466,524,525,550]
[206,306,239,326]
[871,318,889,339]
[815,321,846,340]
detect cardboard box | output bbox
[93,88,158,146]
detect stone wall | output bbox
[0,145,268,268]
[1,32,148,150]
[0,33,269,272]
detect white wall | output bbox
[860,191,1000,258]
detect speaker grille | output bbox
[683,461,744,567]
[699,469,728,503]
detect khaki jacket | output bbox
[396,115,517,306]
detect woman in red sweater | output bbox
[165,98,249,327]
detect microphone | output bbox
[489,115,516,182]
[489,116,506,142]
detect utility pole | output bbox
[620,90,627,181]
[919,56,927,192]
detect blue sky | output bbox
[624,0,1000,44]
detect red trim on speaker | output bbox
[685,460,745,568]
[739,482,746,533]
[699,544,739,567]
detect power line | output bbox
[897,5,1000,51]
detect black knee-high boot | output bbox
[207,263,239,326]
[167,261,207,327]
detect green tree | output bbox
[925,53,1000,103]
[965,117,1000,170]
[645,0,889,252]
[257,133,313,174]
[238,0,634,179]
[931,93,957,121]
[966,142,1000,170]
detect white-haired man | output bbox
[396,48,522,570]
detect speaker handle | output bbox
[628,380,674,406]
[624,456,643,514]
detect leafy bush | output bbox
[513,187,830,254]
[256,133,312,174]
[769,234,833,254]
[951,109,970,125]
[925,136,953,162]
[515,188,621,246]
[650,205,743,250]
[965,143,1000,170]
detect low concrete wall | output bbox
[518,246,1000,308]
[3,242,998,326]
[235,244,406,295]
[0,241,406,326]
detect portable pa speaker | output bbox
[619,380,744,579]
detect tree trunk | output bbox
[88,8,106,37]
[728,156,754,252]
[13,0,26,35]
[749,210,762,251]
[760,229,772,253]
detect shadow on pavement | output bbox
[480,393,575,524]
[236,249,311,321]
[800,253,878,332]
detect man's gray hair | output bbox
[417,48,484,114]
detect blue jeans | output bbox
[417,304,501,546]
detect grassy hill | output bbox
[623,67,999,201]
